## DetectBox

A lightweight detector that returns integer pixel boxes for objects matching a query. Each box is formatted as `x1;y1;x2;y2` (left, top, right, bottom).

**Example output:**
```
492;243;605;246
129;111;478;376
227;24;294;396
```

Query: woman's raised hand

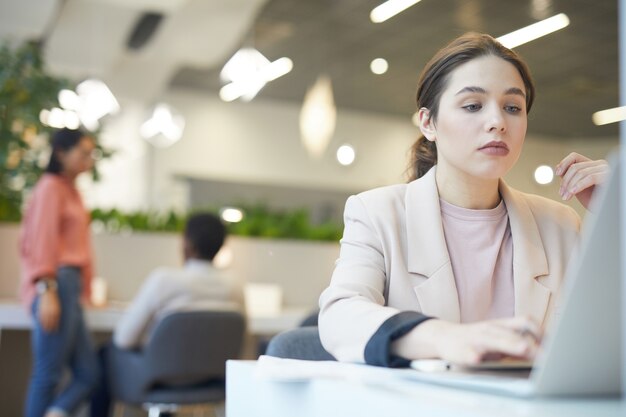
556;152;609;210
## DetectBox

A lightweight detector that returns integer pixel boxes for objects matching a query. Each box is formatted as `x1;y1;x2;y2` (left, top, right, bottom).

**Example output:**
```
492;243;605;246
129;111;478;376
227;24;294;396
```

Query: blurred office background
0;0;618;216
0;0;620;336
0;0;620;324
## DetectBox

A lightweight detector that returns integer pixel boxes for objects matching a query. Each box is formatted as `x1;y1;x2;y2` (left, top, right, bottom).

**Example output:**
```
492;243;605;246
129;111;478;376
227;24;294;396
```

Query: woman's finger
468;323;539;362
491;316;542;341
559;160;598;194
561;165;600;199
564;170;607;200
561;163;609;200
556;152;589;177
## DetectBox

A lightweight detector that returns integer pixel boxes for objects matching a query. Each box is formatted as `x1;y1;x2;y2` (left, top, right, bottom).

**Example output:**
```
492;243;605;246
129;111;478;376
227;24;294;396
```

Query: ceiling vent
127;12;164;50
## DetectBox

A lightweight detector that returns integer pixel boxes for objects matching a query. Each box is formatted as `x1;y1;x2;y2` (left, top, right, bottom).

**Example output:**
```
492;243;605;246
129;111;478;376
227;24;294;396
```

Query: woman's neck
59;171;78;183
435;165;501;209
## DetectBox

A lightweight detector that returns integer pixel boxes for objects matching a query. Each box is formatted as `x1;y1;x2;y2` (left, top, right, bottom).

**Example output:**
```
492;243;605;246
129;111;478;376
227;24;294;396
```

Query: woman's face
419;55;528;181
58;136;96;178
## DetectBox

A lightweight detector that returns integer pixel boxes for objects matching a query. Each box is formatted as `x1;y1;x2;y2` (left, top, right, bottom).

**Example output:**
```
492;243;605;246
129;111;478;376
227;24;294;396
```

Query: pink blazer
319;167;581;363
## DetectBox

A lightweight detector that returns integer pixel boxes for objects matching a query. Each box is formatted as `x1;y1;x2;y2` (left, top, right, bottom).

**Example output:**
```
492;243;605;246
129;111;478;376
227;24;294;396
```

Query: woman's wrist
390;318;450;360
35;278;58;295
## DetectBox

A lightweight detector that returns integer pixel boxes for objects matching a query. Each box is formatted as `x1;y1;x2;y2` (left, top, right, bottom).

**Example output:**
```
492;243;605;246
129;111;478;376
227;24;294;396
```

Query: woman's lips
479;141;509;156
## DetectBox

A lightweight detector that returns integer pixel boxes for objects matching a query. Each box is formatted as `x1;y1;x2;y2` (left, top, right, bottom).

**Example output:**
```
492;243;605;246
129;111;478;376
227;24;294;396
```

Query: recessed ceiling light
497;13;569;49
75;79;120;131
300;76;336;158
592;106;626;126
370;0;423;23
46;108;65;129
534;165;554;185
63;110;80;130
140;103;185;147
336;144;356;166
58;89;81;111
370;58;389;75
219;48;293;102
220;207;244;223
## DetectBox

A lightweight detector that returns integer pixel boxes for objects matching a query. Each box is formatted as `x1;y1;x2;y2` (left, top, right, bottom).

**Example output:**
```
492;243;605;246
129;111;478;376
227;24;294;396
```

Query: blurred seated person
91;213;240;417
113;212;241;349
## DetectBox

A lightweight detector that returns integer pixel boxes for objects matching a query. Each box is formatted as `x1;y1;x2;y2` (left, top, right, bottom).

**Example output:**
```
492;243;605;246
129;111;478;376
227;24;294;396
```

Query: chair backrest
299;310;319;327
266;327;335;361
144;310;245;386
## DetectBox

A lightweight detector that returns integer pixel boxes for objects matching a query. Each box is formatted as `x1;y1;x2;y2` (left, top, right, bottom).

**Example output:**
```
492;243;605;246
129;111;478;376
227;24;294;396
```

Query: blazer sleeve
319;195;431;367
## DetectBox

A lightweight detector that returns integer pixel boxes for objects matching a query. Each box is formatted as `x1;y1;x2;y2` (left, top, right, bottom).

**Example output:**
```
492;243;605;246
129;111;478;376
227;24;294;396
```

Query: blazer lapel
406;168;461;322
500;180;552;326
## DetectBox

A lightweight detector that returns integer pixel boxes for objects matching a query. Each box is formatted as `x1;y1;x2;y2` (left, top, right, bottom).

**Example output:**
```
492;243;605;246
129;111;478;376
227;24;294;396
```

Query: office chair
266;310;335;361
106;310;245;417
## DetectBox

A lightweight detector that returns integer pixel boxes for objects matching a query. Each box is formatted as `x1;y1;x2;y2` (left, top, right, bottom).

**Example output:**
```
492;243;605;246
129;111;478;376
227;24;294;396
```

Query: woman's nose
486;108;506;133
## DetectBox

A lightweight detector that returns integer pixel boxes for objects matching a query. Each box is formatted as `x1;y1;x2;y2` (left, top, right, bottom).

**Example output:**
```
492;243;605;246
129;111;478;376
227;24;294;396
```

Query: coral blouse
19;173;93;307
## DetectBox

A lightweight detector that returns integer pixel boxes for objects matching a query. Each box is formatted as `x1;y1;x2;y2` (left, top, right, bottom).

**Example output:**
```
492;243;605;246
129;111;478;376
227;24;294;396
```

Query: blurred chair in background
96;310;245;417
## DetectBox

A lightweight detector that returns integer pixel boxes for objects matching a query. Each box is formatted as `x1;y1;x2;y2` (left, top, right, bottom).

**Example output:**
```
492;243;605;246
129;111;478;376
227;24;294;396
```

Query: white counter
226;360;626;417
0;299;309;336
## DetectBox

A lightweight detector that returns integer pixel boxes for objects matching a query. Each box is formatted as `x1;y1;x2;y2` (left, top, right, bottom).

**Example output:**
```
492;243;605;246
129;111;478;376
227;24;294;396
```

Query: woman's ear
417;107;436;142
54;149;67;167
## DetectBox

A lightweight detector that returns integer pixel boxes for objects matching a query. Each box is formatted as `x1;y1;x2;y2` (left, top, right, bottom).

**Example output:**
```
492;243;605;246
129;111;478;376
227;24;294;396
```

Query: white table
0;300;309;416
226;360;626;417
0;299;309;336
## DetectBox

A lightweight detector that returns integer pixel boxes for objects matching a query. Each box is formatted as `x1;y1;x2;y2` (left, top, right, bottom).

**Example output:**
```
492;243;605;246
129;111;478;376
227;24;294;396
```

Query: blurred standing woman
20;128;99;417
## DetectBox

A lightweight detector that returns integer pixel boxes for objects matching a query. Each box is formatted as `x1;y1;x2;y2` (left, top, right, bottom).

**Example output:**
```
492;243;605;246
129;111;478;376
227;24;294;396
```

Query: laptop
404;154;623;397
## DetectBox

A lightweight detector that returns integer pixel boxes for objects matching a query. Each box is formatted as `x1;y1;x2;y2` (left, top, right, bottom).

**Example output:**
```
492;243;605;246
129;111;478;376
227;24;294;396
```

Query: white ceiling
0;0;268;101
0;0;620;139
172;0;620;139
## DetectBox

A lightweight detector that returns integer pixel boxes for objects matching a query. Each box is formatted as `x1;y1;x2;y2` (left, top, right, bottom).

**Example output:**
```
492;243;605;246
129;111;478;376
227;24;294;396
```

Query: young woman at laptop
318;33;608;367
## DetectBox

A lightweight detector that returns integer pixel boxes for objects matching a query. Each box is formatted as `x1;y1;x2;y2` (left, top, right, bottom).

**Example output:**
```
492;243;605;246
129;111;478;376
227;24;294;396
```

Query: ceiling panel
171;0;620;139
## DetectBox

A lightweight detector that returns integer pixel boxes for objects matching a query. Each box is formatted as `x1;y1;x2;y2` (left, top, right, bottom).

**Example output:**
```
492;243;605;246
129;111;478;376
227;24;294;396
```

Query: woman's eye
463;103;482;112
505;105;522;113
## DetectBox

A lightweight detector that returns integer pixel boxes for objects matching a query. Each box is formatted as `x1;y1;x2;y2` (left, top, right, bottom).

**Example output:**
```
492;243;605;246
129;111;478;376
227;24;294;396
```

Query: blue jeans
26;267;99;417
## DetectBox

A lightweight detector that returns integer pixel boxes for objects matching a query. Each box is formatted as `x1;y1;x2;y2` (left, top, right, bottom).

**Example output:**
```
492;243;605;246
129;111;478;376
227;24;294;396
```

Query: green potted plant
0;41;72;221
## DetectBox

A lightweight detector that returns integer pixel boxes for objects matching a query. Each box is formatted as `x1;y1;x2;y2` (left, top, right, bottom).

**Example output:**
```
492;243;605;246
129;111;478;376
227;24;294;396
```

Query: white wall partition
150;89;618;216
148;89;419;211
76;100;150;211
0;224;337;309
75;87;619;217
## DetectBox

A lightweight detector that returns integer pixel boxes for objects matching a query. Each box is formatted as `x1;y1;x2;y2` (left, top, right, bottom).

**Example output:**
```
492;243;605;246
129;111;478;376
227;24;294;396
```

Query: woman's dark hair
184;213;226;261
407;32;536;181
46;128;90;174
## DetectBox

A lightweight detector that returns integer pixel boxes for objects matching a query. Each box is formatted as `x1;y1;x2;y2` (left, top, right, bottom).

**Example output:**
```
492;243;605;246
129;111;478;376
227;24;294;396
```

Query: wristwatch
35;279;58;295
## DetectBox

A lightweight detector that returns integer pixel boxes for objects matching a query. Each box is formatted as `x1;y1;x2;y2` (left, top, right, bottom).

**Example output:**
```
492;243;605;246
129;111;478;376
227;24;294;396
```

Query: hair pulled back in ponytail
407;137;437;181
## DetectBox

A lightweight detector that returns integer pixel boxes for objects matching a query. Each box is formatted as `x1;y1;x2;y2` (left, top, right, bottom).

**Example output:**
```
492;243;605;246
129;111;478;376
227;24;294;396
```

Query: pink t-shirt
19;174;93;307
440;198;514;323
